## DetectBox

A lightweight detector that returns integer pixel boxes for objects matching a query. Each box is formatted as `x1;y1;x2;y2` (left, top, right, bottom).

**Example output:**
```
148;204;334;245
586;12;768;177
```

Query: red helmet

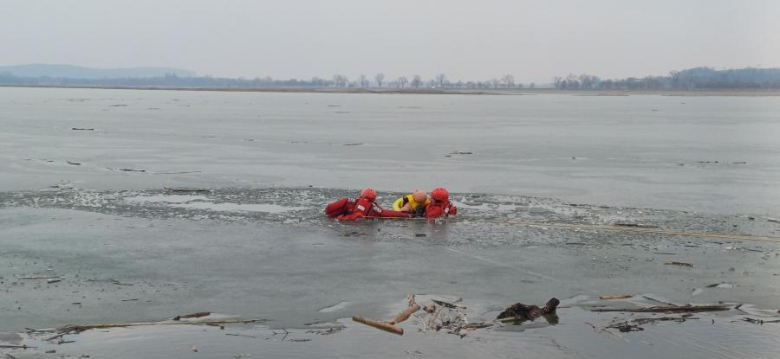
360;187;377;202
431;187;449;202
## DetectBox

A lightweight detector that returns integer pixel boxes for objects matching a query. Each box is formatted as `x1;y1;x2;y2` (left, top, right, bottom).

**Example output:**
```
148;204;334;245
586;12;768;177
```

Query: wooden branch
599;295;632;300
432;299;466;309
428;306;445;330
462;322;493;329
54;318;266;334
742;317;780;325
173;312;210;320
592;304;730;313
496;316;525;323
0;345;36;349
390;304;421;325
631;316;697;325
352;316;403;335
665;261;694;268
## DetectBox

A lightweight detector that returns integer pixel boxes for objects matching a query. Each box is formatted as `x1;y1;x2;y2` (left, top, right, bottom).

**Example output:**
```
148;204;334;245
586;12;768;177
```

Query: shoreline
2;84;780;96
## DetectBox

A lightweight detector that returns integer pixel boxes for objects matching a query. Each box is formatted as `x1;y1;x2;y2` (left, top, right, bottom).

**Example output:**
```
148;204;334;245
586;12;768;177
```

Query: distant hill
0;64;195;79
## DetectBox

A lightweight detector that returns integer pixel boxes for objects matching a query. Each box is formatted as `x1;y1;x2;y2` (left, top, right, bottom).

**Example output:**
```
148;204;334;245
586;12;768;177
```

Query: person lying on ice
325;188;410;220
424;187;457;219
395;190;430;218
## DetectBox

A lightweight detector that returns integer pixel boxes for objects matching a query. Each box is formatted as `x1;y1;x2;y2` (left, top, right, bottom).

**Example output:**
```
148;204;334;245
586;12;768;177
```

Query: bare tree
359;74;368;88
397;76;408;88
332;74;348;87
501;74;515;88
529;82;536;89
578;74;600;90
411;75;422;88
552;77;563;89
375;73;385;88
491;78;500;89
565;74;580;89
435;73;447;88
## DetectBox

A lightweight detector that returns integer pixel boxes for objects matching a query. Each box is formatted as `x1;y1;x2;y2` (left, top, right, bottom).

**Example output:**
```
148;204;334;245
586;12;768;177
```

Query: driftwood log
32;313;265;335
352;316;403;335
390;304;421;325
352;294;419;335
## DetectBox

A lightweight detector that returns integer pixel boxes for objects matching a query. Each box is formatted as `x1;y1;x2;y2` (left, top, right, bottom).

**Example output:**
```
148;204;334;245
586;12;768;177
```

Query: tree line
0;72;533;90
1;67;779;90
553;67;780;90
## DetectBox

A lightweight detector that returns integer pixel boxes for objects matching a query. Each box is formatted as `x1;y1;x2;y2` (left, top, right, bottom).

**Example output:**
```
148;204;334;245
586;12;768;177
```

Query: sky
2;0;779;83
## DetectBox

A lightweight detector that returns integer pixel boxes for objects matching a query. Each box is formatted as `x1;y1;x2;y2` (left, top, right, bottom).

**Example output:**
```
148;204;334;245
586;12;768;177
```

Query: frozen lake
1;87;779;215
1;87;780;358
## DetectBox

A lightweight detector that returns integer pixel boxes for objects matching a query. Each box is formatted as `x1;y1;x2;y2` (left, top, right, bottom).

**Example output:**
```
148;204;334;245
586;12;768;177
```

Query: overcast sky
2;0;779;83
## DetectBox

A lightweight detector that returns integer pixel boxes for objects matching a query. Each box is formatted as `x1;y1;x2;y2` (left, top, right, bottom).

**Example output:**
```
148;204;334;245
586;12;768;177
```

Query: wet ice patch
560;294;592;306
124;195;305;213
0;332;23;344
125;195;210;203
172;202;305;213
455;202;521;212
734;303;779;317
318;301;350;313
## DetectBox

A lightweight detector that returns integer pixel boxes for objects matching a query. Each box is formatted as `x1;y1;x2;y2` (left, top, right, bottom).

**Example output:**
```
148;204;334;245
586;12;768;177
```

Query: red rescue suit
325;198;410;220
424;200;457;219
